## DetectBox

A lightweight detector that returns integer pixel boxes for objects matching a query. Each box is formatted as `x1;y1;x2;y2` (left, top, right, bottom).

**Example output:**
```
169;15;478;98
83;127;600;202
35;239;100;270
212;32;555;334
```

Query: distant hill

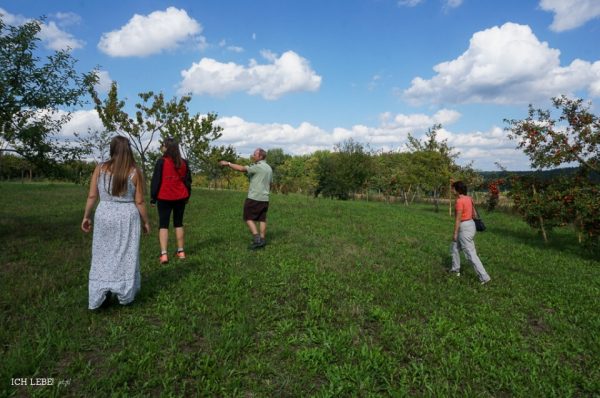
477;167;599;189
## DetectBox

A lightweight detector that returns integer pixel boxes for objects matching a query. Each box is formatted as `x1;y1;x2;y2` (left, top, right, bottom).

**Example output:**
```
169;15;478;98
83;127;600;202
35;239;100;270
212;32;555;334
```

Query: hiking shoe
449;271;460;277
481;278;491;285
250;239;266;250
159;253;169;264
175;251;186;260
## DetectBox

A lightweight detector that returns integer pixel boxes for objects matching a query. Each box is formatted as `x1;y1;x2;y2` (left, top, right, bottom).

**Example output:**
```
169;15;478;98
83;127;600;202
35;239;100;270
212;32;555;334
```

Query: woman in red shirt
150;137;192;264
450;181;491;284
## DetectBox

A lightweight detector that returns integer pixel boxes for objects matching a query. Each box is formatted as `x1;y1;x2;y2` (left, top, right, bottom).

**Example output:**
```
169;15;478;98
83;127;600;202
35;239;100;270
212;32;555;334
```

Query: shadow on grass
0;212;82;242
135;262;197;306
490;226;599;262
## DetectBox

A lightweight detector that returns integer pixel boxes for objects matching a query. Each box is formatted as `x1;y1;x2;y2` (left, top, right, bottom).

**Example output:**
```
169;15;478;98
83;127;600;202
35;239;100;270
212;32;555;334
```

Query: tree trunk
448;181;452;216
532;185;548;243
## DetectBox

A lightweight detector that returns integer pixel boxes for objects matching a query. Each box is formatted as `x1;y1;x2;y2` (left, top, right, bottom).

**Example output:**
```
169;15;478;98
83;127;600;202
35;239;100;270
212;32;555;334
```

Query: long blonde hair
104;136;137;196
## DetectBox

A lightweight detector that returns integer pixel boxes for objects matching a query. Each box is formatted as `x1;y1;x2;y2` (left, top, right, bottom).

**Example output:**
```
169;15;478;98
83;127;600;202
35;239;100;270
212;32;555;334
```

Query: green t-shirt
245;160;272;201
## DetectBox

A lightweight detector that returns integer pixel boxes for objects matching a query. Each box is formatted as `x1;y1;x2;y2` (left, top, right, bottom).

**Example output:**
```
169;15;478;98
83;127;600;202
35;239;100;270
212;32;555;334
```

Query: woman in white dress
81;136;151;309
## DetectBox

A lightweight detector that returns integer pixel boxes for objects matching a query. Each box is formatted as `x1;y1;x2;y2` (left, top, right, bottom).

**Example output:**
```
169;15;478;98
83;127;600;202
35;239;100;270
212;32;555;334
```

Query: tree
505;96;600;247
505;96;599;174
0;16;94;166
278;154;319;195
88;82;222;182
162;111;223;174
75;128;114;163
316;139;373;200
406;125;459;212
266;148;291;193
199;145;237;188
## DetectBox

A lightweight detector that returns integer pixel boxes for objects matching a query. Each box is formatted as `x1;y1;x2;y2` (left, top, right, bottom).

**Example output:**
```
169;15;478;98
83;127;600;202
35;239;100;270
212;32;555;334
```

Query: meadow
1;182;599;397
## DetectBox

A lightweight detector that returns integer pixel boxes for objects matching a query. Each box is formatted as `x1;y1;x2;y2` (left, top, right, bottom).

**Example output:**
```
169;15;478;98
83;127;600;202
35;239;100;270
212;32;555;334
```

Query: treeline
201;126;483;212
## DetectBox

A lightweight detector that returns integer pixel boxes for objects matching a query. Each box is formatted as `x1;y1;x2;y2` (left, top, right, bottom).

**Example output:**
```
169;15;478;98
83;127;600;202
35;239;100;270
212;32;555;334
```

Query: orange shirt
455;195;473;221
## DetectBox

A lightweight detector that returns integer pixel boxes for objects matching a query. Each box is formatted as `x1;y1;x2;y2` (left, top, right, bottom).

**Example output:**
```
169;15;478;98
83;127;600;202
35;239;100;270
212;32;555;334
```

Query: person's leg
159;229;169;252
459;221;491;283
246;219;259;235
450;240;461;273
172;200;186;254
175;228;184;250
256;202;268;245
157;201;173;262
259;221;267;239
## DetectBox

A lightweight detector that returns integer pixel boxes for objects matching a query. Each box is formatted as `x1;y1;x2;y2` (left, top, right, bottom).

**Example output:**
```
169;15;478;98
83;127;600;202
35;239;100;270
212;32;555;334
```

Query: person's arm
150;159;163;205
81;165;100;233
219;160;247;173
183;159;192;199
453;200;462;242
133;168;151;234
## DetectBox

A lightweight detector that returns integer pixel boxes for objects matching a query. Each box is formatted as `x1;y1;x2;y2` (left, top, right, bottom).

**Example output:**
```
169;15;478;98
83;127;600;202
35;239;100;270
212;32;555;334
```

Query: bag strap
470;198;479;220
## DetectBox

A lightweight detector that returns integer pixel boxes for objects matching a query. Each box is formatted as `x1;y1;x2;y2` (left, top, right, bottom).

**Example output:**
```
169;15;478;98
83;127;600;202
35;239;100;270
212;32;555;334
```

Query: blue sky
2;0;600;170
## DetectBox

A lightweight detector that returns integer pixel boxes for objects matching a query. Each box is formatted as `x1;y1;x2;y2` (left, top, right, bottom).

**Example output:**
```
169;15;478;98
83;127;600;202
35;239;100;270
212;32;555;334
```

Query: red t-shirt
157;157;189;201
455;195;473;221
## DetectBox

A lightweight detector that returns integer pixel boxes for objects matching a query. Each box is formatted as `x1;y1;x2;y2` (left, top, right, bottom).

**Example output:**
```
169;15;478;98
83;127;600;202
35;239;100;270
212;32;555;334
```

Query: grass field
1;182;599;397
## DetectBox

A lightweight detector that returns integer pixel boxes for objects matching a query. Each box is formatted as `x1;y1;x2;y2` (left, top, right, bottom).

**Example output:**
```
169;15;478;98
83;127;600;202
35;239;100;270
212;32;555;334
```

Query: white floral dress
88;171;141;309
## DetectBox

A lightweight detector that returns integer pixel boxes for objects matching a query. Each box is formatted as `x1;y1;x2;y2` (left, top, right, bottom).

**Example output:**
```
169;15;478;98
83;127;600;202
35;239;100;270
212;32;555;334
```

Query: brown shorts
243;198;269;222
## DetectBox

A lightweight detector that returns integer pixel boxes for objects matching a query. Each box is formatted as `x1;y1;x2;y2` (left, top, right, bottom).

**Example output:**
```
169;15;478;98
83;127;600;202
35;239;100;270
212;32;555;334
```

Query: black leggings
157;199;187;229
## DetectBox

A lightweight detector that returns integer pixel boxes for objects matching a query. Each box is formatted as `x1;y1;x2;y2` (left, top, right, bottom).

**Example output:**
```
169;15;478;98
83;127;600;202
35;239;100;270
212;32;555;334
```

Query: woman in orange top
450;181;491;284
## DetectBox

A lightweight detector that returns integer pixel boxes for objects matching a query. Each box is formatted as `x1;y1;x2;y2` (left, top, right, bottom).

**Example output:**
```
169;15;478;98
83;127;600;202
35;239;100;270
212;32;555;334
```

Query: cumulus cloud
399;0;463;9
540;0;600;32
398;0;424;7
403;22;600;105
59;110;105;138
0;8;84;51
219;39;244;53
93;70;114;94
53;12;82;27
213;114;526;169
178;50;322;99
57;106;527;169
98;7;203;57
445;0;464;8
38;21;84;50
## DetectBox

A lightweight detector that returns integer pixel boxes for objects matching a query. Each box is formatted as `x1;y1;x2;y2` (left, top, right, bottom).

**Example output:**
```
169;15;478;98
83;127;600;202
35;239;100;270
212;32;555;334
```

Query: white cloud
178;50;322;100
55;110;104;138
0;7;26;25
53;12;81;27
540;0;600;32
94;70;114;94
403;22;600;105
0;8;84;51
446;0;464;8
38;21;84;50
398;0;424;7
399;0;463;9
98;7;203;57
219;39;244;53
380;109;461;130
213;114;527;169
58;107;528;169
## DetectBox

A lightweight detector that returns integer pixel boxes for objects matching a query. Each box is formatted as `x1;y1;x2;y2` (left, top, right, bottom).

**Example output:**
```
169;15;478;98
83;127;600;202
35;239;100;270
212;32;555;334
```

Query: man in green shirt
220;148;273;249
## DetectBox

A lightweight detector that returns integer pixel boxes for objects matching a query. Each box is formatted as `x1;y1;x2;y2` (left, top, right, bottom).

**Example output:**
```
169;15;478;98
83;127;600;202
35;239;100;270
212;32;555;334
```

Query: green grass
1;182;599;397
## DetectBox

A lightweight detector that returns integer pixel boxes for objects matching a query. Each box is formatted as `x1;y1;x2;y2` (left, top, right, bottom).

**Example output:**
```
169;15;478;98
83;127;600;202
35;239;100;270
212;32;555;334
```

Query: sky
2;0;600;170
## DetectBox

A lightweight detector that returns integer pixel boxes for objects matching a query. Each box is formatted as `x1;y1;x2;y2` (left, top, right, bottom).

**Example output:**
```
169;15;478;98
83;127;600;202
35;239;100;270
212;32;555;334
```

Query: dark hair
256;148;267;160
105;136;137;196
162;137;183;168
452;181;468;195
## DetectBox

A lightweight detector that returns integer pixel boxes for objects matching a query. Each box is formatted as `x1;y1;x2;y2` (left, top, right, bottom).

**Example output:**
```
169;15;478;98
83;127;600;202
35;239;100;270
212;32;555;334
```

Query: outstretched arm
219;160;247;173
